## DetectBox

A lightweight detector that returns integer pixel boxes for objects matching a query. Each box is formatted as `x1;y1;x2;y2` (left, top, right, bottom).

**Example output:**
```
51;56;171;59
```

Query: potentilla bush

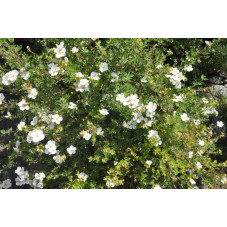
0;38;226;189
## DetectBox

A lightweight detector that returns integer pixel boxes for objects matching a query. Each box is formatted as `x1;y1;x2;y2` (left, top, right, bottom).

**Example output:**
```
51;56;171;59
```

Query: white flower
99;62;108;72
196;161;202;170
48;63;60;77
198;140;204;146
205;40;211;47
54;42;66;58
111;72;119;82
72;47;79;53
28;88;38;99
132;112;144;123
181;113;189;122
0;179;12;189
51;114;63;124
141;76;147;83
5;111;11;118
148;130;162;146
31;129;45;143
189;179;196;185
75;72;84;78
89;72;99;80
198;150;204;156
35;172;45;181
145;102;157;112
202;98;209;104
156;65;163;69
27;131;34;143
217;121;224;128
193;119;201;126
184;65;193;72
106;180;115;188
53;155;63;164
74;79;89;92
45;141;57;155
153;185;162;189
78;172;88;182
31;116;38;126
173;94;184;102
99;109;109;116
68;102;78;110
0;93;5;104
96;127;104;136
15;167;25;176
146;160;153;166
116;93;125;103
17;121;25;131
21;71;30;80
2;70;19;85
80;131;92;141
67;145;77;155
18;99;29;111
188;151;193;158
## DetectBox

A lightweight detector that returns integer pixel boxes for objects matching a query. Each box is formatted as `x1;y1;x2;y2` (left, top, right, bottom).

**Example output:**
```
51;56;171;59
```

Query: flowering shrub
0;38;226;189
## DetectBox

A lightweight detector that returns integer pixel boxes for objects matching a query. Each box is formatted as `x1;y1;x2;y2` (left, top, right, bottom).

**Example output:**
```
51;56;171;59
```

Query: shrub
0;38;226;189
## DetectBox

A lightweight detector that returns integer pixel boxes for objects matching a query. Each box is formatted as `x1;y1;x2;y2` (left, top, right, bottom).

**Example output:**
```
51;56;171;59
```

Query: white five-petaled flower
217;121;224;128
141;77;147;83
156;64;163;69
45;141;57;155
30;129;45;143
21;71;30;80
145;102;157;112
15;167;25;176
80;131;92;141
0;93;5;104
202;97;209;104
18;99;29;111
78;172;88;182
181;113;189;122
99;109;109;116
17;121;26;131
190;179;196;185
54;42;66;58
153;185;162;189
0;179;12;189
99;63;108;72
111;72;119;82
193;119;201;126
51;114;63;124
184;65;193;72
96;127;104;136
28;88;38;99
198;140;204;146
75;72;84;78
188;151;193;159
67;145;77;155
116;93;125;103
89;72;99;80
196;161;202;170
72;47;79;53
173;94;184;102
68;102;78;110
35;172;45;181
53;155;63;164
106;180;115;188
48;63;60;77
146;160;153;166
31;116;38;126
